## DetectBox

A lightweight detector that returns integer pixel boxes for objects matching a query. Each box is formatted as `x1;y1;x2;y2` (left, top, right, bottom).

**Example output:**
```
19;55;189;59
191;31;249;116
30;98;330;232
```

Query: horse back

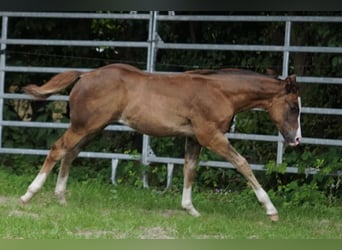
69;64;233;135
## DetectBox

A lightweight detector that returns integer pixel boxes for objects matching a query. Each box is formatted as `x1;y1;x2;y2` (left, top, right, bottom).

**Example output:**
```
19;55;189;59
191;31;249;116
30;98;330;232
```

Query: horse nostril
295;136;301;144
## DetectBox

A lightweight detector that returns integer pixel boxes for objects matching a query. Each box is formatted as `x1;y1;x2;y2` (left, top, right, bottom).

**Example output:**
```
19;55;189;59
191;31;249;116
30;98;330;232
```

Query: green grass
0;169;341;239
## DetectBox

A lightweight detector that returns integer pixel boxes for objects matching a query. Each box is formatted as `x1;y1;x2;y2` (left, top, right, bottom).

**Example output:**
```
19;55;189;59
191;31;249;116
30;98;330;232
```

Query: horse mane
186;68;280;79
185;67;300;94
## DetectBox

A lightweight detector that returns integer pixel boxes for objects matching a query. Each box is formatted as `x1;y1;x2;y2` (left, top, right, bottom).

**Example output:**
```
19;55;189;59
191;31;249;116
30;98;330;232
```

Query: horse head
268;75;302;146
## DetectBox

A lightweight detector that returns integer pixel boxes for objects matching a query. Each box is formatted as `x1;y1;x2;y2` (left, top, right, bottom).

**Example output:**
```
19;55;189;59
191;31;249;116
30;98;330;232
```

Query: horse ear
285;74;296;84
285;75;298;94
265;68;279;78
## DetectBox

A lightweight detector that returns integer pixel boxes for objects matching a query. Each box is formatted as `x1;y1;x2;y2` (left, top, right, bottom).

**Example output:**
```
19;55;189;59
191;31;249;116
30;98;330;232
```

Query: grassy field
0;169;341;239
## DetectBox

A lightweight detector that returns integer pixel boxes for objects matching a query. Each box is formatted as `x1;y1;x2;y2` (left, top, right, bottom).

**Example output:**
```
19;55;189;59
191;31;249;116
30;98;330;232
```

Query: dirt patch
0;195;19;204
0;195;39;219
0;196;9;204
139;226;176;239
1;195;25;208
159;209;184;218
69;226;176;239
69;229;128;239
9;210;39;219
193;234;227;239
320;219;342;236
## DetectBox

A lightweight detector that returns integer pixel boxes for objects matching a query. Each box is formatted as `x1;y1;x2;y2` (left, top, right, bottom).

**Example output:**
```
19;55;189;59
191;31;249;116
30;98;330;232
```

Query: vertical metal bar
139;11;158;187
277;20;292;165
146;11;158;73
282;21;291;77
142;171;149;188
166;163;174;189
0;16;8;149
111;158;119;185
142;11;158;166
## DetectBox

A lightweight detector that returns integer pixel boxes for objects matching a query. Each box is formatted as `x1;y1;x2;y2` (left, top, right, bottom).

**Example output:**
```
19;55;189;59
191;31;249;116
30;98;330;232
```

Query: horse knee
49;143;67;161
232;155;252;175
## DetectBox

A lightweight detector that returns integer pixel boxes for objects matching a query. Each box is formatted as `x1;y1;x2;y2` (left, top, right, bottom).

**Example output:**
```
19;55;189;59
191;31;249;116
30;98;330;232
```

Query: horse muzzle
288;136;301;146
283;128;302;147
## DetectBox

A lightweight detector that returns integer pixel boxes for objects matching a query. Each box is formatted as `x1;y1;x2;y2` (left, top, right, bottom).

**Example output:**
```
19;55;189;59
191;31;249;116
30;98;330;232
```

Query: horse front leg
225;143;279;221
182;137;202;217
196;129;279;221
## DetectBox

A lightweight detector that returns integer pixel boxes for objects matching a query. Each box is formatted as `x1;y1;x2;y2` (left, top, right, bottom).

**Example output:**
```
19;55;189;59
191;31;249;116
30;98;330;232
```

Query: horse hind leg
181;137;202;217
20;128;85;204
54;145;81;204
20;145;64;204
54;133;96;204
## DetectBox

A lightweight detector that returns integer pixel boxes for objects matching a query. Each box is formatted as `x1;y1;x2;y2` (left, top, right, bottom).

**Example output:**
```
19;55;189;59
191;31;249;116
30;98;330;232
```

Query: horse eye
290;104;299;113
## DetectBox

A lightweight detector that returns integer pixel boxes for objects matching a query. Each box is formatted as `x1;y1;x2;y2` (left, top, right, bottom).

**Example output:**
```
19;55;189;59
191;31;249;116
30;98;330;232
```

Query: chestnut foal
20;64;301;221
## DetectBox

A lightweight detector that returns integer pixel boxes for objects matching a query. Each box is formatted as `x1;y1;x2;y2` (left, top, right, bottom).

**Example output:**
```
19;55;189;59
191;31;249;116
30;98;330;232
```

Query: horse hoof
268;213;279;222
190;210;201;217
55;193;67;205
187;208;201;217
19;193;31;204
19;197;28;205
182;205;201;217
58;198;67;205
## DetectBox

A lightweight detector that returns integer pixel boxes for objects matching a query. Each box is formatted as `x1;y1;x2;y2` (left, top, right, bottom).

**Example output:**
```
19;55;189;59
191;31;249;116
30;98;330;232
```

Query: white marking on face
296;97;302;141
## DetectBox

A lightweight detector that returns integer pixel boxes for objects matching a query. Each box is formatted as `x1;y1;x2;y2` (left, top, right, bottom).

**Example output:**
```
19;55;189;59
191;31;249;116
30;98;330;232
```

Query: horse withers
20;63;301;221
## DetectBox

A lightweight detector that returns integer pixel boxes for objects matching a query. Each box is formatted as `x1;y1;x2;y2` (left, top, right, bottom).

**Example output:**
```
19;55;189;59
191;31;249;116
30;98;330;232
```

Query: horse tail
23;71;82;100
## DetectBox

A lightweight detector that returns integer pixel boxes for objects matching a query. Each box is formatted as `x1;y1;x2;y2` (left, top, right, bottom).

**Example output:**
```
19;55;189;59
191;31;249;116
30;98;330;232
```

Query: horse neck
220;77;283;112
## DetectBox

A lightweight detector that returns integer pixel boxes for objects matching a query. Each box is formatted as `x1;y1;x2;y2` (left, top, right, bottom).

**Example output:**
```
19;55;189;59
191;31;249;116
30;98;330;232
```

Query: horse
20;63;301;221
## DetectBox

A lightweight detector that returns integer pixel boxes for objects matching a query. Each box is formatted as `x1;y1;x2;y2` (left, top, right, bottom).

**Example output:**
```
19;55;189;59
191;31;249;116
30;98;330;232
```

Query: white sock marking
20;173;47;203
296;97;302;140
182;186;200;217
182;186;192;208
255;188;278;215
29;173;47;193
55;175;68;196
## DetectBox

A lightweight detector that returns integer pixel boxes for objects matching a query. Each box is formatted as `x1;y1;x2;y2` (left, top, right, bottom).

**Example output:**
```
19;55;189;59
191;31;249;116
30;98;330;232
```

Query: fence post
140;11;159;187
277;20;292;165
0;16;8;150
166;163;174;190
111;158;119;185
146;11;158;72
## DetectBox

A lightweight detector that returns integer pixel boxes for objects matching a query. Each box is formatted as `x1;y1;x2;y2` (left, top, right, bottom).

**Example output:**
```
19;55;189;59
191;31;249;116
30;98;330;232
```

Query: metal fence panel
0;11;341;182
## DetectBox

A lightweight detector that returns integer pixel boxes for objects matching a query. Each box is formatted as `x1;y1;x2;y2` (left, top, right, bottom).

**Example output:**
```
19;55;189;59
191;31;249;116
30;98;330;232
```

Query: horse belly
119;111;194;137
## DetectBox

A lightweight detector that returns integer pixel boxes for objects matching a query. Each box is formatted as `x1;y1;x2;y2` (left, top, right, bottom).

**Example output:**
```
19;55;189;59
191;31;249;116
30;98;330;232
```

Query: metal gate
0;11;341;186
